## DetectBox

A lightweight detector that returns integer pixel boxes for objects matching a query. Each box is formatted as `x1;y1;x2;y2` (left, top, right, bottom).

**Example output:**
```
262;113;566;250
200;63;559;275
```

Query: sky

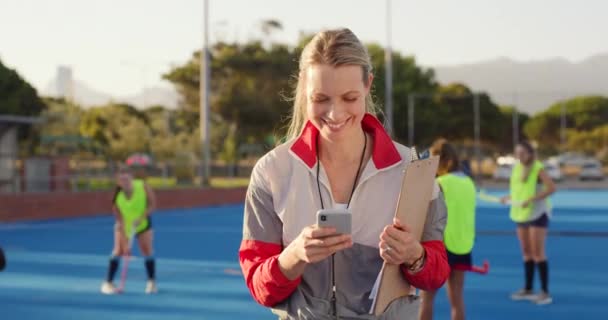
1;0;606;97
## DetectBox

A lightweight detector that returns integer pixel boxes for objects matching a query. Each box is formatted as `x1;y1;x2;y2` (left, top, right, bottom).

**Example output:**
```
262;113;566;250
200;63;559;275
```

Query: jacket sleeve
238;160;300;307
402;187;450;290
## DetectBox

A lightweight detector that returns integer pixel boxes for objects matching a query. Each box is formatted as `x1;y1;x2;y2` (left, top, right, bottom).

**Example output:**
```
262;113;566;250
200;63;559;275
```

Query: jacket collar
289;113;402;170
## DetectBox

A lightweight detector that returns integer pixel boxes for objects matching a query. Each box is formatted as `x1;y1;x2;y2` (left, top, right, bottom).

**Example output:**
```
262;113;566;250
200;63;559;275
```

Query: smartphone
316;209;352;235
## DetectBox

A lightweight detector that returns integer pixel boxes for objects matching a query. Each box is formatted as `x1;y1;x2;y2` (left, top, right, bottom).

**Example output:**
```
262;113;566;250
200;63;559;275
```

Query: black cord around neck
316;131;367;210
315;130;367;319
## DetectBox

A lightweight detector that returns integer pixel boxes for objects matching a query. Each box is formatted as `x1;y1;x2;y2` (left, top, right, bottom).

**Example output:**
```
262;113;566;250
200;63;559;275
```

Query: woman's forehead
306;64;364;95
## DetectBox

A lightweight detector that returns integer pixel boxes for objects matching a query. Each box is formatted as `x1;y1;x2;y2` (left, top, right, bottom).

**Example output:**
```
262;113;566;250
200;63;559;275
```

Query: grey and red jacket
239;114;449;319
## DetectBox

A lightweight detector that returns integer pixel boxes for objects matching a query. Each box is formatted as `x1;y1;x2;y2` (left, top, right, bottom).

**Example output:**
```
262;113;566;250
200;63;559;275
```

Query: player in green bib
420;139;476;320
500;141;556;305
101;166;158;294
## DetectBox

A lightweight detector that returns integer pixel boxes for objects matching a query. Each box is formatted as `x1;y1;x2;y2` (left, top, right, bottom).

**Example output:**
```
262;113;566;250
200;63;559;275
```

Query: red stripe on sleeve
239;240;301;307
402;240;450;290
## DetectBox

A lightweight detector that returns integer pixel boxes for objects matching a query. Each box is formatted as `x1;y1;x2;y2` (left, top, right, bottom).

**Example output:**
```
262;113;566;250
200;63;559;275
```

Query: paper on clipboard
370;154;440;315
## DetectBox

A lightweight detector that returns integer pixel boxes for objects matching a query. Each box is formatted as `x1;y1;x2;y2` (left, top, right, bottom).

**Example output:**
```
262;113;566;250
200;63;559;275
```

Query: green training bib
509;161;543;222
115;179;148;235
437;173;477;254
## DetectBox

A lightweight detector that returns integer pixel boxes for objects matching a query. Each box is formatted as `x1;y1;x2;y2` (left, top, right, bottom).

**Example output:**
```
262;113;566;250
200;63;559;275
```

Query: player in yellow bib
101;166;157;294
420;139;476;320
501;141;555;305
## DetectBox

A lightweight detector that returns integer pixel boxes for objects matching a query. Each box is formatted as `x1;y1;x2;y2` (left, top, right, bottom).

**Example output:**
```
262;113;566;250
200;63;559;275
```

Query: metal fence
0;155;254;194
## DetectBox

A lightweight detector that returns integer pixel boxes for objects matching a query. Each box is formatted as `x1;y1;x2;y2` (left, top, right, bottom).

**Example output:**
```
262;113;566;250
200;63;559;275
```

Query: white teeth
324;119;347;130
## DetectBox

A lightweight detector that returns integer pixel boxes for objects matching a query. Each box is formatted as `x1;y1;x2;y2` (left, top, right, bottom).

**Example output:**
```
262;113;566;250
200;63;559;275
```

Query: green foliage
524;96;608;155
173;152;196;184
366;44;437;144
8;28;606;162
163;37;440;153
0;59;46;117
79;103;152;160
37;98;95;156
0;58;47;153
566;125;608;155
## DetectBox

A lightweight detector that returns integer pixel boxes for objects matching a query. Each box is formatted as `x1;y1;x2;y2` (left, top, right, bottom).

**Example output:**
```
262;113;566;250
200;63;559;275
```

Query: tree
0;59;46;117
36;98;93;156
366;44;437;145
163;38;297;157
432;83;509;150
80;103;152;160
0;59;47;154
524;95;608;153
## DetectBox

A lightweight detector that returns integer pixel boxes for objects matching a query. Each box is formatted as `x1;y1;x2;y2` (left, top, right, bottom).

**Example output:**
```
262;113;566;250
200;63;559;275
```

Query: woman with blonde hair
239;28;449;319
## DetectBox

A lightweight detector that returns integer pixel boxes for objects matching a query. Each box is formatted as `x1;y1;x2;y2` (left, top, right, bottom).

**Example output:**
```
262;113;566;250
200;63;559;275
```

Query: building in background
56;65;74;101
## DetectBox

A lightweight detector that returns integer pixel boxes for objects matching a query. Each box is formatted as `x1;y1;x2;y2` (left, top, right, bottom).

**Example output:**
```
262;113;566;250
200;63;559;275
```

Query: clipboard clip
411;147;419;162
410;147;431;162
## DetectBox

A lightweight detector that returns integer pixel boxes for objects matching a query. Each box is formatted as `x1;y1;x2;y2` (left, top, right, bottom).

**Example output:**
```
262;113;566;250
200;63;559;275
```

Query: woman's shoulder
254;139;296;171
251;139;298;189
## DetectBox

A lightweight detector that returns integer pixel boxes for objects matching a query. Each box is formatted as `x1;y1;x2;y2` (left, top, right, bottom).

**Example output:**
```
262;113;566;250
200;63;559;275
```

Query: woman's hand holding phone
278;225;353;280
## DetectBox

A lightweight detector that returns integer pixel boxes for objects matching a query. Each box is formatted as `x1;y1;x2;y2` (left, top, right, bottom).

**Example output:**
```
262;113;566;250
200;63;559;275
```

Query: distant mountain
432;53;608;114
44;79;180;109
120;86;181;109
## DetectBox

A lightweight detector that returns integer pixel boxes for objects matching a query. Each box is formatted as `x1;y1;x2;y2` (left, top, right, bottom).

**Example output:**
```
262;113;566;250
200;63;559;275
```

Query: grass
209;177;250;188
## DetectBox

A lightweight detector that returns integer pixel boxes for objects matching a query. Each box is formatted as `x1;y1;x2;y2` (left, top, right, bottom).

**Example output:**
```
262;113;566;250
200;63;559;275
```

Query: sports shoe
145;280;158;294
510;289;535;301
101;281;118;295
533;292;553;305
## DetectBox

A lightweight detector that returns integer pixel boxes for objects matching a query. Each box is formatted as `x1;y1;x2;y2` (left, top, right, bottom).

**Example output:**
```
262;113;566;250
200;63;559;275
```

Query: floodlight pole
199;0;211;186
384;0;394;135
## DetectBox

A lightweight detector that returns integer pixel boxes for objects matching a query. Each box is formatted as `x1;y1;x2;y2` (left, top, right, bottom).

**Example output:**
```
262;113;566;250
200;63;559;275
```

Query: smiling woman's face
305;64;372;142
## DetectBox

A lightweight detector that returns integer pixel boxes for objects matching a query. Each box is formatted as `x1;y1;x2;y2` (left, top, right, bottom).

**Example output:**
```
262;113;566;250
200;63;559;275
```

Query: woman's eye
313;97;329;103
344;97;357;102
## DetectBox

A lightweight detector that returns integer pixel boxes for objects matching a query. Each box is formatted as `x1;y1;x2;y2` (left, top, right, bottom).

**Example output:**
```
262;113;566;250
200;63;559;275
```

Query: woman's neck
318;128;367;165
122;184;133;194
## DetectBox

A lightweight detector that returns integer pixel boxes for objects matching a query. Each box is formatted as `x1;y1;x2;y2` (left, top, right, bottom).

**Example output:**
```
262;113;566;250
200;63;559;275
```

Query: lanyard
315;131;367;318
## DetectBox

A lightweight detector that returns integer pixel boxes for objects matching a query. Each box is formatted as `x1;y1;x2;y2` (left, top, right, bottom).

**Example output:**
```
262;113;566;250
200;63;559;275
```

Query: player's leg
530;216;551;305
511;225;535;300
446;270;466;320
137;221;157;294
101;225;128;294
0;246;6;271
419;289;438;320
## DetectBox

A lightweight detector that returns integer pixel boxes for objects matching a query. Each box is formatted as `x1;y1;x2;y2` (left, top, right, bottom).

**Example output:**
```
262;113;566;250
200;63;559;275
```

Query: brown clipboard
372;154;439;315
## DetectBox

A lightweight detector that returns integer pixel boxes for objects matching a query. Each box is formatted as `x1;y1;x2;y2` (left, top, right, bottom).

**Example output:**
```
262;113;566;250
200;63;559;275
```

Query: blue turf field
1;190;607;319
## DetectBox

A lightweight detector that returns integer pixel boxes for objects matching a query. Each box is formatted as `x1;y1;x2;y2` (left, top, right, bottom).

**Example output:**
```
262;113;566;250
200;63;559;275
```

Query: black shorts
136;217;153;237
447;250;472;271
115;217;153;236
517;213;549;228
